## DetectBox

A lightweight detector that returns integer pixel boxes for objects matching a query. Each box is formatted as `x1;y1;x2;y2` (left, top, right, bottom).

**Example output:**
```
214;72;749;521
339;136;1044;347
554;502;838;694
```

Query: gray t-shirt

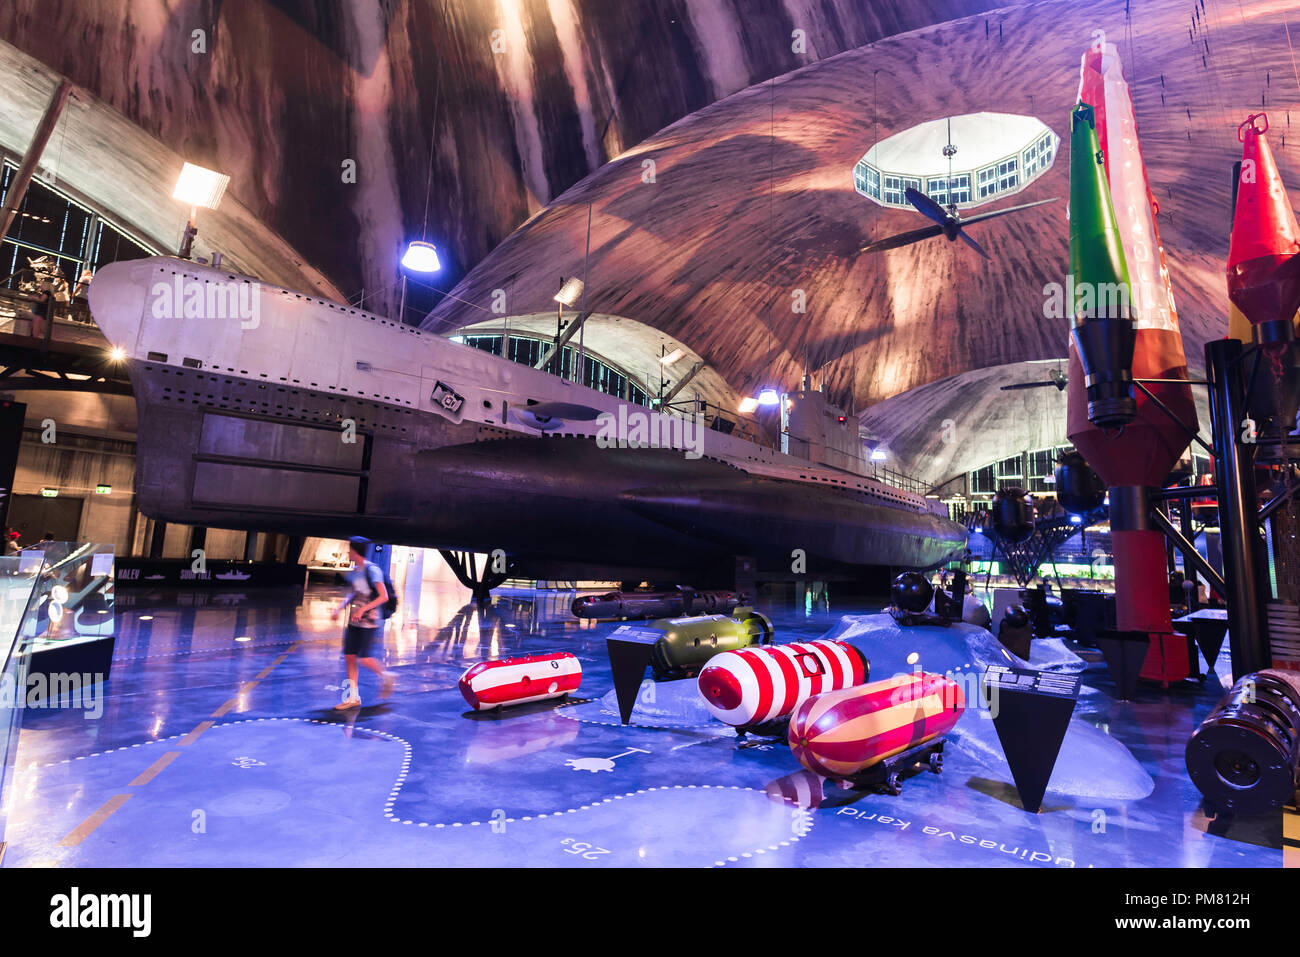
343;560;385;629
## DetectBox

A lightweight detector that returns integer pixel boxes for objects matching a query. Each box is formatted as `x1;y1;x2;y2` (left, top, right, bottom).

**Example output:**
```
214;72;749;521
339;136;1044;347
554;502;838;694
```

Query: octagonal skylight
853;112;1059;210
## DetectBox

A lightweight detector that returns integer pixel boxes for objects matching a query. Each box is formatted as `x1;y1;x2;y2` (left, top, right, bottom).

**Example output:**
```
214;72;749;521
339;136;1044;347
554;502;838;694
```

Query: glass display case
0;550;45;863
18;543;116;705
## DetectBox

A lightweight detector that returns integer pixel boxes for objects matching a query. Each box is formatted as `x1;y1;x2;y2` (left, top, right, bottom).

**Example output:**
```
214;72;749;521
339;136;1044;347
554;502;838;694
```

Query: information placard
983;664;1079;813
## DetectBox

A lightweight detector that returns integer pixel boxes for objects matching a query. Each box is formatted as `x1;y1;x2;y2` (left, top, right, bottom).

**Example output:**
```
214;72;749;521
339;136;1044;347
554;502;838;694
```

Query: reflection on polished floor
2;581;1284;868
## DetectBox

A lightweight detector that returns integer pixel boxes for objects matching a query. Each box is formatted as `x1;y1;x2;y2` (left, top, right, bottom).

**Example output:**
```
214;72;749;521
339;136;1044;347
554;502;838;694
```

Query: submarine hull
95;256;966;582
129;360;963;579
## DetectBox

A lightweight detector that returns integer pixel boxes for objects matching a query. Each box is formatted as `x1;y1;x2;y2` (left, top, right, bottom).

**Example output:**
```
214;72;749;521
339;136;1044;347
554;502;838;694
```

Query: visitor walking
330;536;395;710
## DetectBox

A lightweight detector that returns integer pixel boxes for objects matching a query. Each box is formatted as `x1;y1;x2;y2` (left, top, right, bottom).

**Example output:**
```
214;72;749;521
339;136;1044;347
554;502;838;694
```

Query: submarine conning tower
782;389;865;474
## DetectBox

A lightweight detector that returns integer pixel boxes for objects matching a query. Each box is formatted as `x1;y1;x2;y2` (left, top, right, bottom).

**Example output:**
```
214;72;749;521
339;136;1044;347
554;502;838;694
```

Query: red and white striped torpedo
696;639;869;729
459;652;582;710
788;672;965;779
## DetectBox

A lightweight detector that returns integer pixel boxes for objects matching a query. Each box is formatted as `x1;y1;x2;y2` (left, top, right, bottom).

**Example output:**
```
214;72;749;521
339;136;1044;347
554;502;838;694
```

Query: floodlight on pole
757;388;781;407
172;162;230;259
553;277;585;307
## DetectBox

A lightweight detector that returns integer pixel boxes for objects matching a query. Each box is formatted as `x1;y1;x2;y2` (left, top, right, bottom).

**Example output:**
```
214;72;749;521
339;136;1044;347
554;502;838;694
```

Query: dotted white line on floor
112;636;303;661
24;715;814;864
554;706;720;733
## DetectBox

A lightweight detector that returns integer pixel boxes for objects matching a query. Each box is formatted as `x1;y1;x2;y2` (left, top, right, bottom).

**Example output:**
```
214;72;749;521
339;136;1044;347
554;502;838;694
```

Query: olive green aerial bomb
645;607;774;679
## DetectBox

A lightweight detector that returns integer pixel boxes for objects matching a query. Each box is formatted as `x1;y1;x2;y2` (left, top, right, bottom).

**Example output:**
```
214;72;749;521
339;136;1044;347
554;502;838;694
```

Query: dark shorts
343;624;382;658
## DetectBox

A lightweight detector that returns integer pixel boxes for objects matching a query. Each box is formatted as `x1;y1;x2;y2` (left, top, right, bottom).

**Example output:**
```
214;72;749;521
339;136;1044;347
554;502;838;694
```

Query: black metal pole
1205;338;1270;678
1179;497;1198;611
1150;485;1219;501
1150;508;1227;596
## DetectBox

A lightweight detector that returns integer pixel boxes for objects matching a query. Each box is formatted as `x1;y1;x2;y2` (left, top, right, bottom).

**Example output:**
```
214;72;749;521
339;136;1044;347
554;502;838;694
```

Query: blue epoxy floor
1;583;1284;868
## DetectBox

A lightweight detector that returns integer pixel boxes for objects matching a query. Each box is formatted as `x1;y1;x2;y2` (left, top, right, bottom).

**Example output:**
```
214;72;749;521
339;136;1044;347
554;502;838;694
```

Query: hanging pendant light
401;240;442;273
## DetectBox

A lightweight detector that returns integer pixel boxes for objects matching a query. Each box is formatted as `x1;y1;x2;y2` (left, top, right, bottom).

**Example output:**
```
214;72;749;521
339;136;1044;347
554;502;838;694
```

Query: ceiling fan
861;117;1059;259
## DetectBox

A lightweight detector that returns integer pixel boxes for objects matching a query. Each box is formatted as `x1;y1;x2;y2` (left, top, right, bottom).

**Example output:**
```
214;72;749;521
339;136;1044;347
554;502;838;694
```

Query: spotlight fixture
659;348;685;366
738;396;759;414
172;162;230;259
400;240;442;273
864;439;889;462
757;388;781;406
553;276;585;307
172;162;230;210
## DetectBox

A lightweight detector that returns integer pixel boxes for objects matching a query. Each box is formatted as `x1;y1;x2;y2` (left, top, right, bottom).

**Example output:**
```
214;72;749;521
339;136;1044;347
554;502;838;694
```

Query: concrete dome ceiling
0;39;342;299
857;360;1215;490
423;0;1299;421
0;0;1016;317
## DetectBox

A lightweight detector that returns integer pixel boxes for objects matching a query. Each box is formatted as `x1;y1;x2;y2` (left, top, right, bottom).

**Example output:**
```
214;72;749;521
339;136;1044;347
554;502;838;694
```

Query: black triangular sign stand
1095;629;1150;701
985;667;1079;813
1185;619;1229;673
606;630;659;725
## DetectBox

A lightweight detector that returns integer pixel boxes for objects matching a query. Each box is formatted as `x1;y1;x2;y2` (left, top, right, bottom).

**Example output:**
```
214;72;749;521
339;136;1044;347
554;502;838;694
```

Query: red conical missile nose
1227;113;1300;332
697;666;743;710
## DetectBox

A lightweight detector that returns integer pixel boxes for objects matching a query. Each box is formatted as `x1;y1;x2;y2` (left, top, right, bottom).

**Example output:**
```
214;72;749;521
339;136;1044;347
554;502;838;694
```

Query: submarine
88;256;966;585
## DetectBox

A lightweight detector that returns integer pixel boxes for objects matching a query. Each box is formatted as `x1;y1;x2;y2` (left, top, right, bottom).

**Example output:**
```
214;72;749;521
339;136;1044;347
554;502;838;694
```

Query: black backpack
368;561;399;618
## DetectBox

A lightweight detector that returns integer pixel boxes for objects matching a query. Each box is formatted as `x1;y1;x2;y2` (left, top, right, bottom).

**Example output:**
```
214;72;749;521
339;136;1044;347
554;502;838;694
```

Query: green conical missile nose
1069;102;1131;322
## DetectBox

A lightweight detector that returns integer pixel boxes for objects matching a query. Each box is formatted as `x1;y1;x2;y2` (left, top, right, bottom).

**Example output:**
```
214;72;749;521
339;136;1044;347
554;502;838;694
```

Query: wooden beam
0;79;72;246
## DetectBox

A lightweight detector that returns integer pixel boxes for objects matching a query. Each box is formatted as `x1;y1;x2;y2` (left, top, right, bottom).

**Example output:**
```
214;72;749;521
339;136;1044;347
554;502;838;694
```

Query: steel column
1205;338;1270;677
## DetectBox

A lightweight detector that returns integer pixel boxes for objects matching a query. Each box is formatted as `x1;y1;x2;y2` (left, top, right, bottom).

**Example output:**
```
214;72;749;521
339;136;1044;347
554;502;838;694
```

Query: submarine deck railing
454;327;936;496
659;395;934;497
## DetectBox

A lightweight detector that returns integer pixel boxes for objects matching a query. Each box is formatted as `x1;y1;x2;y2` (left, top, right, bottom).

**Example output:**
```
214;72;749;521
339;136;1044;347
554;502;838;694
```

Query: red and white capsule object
696;639;868;730
458;652;582;711
788;672;965;780
1228;112;1300;347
